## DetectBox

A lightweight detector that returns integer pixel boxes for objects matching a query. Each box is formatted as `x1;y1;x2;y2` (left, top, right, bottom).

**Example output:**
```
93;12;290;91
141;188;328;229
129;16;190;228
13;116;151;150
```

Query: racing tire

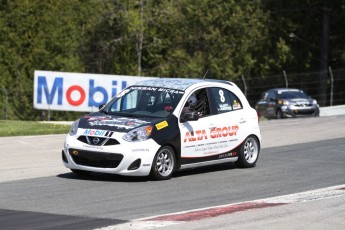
276;109;283;119
150;146;176;180
236;136;260;168
71;169;92;176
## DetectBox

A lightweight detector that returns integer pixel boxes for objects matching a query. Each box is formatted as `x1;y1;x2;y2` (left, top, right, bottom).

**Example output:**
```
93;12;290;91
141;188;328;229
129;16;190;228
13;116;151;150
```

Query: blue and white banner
34;70;154;112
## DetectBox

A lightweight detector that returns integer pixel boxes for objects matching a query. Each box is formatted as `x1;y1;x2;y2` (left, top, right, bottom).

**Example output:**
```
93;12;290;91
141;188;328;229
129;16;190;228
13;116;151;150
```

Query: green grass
0;120;71;137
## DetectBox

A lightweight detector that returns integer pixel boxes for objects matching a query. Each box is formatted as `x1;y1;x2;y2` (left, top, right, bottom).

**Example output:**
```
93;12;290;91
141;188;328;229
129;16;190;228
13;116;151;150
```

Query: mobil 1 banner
33;70;154;112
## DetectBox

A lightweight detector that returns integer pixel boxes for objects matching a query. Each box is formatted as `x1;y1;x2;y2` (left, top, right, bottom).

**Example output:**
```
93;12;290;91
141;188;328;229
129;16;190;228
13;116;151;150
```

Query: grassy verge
0;120;70;137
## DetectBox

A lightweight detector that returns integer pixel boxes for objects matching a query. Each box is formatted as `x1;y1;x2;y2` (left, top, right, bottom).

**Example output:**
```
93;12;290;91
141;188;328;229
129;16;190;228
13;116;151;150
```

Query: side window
209;87;242;114
268;91;276;101
229;92;242;110
261;92;269;100
181;88;210;118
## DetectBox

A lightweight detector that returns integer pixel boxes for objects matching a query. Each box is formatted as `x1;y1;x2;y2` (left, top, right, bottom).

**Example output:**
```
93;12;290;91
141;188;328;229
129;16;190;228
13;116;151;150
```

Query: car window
261;92;269;100
268;91;276;100
105;86;183;118
277;90;308;99
209;87;242;114
181;88;210;118
111;90;139;111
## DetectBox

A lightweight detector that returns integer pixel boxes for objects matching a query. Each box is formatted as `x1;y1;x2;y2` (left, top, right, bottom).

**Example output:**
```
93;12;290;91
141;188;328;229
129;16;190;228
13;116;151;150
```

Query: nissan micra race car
62;78;262;180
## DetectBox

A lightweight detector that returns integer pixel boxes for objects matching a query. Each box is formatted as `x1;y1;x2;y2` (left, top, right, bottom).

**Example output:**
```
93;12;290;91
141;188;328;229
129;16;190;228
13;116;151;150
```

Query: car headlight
69;119;80;136
123;125;153;142
278;100;289;105
312;99;318;105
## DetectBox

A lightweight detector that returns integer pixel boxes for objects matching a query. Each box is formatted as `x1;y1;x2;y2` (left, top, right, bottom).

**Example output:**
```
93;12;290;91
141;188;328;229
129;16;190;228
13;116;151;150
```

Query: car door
256;91;269;117
179;87;221;163
266;91;277;117
207;87;245;156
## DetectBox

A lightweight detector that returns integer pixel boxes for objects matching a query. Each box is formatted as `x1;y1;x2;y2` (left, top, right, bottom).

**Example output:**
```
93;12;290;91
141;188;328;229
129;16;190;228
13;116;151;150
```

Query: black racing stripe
105;131;113;137
0;209;127;230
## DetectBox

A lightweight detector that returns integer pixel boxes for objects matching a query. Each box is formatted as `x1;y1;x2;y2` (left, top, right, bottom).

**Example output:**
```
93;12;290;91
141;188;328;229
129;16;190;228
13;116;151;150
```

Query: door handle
239;118;247;124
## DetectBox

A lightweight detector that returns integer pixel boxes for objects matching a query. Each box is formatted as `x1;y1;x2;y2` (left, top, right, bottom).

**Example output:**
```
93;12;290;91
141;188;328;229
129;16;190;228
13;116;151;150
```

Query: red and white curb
97;184;345;230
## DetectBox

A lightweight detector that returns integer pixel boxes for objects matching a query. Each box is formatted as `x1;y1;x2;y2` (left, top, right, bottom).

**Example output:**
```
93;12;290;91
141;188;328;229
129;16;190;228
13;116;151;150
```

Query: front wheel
236;136;260;168
276;109;283;119
150;146;176;180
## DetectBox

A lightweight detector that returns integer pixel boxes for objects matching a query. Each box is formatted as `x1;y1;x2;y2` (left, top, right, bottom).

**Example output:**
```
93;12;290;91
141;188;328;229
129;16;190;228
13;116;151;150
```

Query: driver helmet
187;93;197;110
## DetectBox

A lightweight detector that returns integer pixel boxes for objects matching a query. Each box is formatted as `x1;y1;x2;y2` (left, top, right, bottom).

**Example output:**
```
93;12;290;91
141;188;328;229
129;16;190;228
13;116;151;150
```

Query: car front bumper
281;105;320;118
62;131;160;176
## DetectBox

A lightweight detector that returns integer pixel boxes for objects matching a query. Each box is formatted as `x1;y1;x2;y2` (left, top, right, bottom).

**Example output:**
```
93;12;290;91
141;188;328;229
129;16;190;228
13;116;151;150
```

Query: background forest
0;0;344;121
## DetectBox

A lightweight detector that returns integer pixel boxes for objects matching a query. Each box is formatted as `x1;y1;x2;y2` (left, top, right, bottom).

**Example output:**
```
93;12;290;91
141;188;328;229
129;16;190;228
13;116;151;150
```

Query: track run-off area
0;115;344;229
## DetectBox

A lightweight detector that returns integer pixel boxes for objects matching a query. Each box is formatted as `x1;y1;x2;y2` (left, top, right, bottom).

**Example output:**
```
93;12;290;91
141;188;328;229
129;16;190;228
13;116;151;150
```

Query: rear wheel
236;136;260;168
150;146;175;180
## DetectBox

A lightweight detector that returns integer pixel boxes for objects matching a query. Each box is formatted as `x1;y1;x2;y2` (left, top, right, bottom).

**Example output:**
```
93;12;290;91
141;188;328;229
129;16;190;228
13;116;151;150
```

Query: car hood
78;112;166;133
287;98;313;105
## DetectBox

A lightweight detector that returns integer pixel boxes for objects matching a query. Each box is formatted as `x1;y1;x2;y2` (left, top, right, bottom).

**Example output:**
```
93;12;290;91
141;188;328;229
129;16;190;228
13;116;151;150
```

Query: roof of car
270;88;301;92
136;78;233;91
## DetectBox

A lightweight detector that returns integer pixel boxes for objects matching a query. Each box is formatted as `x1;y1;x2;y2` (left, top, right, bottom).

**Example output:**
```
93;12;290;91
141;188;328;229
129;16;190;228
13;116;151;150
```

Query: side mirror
181;112;199;122
98;104;105;110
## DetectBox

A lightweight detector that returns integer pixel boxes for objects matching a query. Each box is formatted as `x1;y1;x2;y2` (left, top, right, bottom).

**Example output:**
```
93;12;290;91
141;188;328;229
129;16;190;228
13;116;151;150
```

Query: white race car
62;78;262;180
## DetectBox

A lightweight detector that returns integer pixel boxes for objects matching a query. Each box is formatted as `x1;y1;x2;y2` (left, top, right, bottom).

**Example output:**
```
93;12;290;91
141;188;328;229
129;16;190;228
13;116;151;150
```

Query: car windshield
277;90;308;99
102;86;184;118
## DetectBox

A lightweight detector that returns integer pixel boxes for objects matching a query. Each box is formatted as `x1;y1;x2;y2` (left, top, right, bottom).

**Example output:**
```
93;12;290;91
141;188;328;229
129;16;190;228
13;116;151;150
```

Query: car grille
77;135;120;146
292;109;315;115
294;103;312;107
69;148;123;168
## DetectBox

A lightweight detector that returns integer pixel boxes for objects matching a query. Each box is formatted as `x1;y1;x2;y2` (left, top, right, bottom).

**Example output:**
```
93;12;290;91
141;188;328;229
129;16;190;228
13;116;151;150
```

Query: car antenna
203;69;209;79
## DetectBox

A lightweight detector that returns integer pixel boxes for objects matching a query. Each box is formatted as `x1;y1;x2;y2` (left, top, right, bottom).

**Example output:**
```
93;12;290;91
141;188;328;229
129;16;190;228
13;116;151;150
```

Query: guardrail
320;105;345;116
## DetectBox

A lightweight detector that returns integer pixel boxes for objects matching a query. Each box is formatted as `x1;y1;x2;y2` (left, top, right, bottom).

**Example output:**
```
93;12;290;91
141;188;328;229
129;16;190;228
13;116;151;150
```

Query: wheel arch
248;134;261;151
236;134;261;168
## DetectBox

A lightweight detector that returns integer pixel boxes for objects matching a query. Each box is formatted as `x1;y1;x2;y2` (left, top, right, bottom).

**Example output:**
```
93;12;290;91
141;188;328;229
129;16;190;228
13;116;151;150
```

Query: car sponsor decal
83;129;114;137
180;143;242;164
233;100;241;109
104;131;114;137
132;148;149;152
82;145;104;150
87;116;150;129
219;103;232;111
129;86;184;94
218;151;237;158
155;121;168;130
183;125;239;142
181;125;240;160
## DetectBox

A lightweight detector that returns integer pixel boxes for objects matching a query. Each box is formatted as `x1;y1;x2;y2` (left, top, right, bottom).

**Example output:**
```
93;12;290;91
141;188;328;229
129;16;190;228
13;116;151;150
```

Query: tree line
0;0;344;120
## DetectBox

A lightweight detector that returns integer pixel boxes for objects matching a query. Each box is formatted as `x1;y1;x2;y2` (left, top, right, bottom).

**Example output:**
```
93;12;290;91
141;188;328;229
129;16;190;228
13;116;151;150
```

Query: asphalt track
0;116;344;229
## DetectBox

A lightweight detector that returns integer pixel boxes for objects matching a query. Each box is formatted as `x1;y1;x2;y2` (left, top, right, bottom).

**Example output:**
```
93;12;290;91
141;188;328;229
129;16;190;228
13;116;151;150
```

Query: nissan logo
92;137;100;145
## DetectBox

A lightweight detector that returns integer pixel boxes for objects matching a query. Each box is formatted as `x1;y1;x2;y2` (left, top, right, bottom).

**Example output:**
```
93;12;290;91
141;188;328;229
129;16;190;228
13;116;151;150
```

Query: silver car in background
255;88;319;119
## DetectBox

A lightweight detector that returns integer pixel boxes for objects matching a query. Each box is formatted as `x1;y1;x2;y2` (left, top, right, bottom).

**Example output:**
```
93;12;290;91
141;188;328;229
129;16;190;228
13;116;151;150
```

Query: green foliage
0;0;344;120
0;0;103;120
0;120;70;136
141;0;270;79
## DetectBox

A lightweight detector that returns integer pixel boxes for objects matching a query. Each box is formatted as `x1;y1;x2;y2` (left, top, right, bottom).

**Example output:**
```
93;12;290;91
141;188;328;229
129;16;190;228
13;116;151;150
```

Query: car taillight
257;111;260;123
